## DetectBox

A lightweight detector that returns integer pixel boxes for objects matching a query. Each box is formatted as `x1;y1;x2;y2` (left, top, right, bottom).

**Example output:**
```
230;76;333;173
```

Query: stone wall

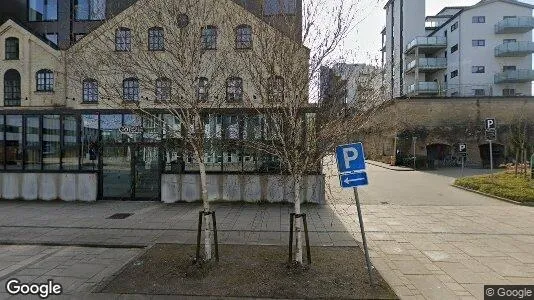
361;97;534;167
161;174;325;204
0;173;97;201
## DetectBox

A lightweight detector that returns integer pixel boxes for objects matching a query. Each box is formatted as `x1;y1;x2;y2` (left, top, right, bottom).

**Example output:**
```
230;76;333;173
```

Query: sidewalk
367;160;414;171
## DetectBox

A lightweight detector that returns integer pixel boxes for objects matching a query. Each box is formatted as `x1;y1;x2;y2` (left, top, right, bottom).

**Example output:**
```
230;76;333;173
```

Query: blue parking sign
336;143;366;174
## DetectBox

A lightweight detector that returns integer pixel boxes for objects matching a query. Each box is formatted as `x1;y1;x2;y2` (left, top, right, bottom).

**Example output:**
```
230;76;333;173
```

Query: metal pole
489;140;494;174
461;156;465;178
412;137;417;170
353;188;373;286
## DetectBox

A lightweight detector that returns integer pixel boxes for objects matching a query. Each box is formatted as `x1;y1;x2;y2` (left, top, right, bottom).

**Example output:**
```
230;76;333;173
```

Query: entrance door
134;146;161;200
101;146;160;200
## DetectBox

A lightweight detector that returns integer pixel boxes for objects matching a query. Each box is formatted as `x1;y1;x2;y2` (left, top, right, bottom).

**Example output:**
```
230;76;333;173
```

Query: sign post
531;154;534;180
412;136;417;170
459;143;467;177
335;143;373;286
485;118;497;174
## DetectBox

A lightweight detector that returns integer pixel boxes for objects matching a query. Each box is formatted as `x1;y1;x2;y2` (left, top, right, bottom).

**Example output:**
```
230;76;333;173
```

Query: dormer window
5;37;19;60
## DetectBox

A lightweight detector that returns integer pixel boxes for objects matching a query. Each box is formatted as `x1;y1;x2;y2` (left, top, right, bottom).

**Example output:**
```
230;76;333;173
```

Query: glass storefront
0;110;318;200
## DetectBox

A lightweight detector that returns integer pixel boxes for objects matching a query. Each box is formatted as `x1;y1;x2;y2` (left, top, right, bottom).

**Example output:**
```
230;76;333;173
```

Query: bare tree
65;0;243;261
236;0;384;264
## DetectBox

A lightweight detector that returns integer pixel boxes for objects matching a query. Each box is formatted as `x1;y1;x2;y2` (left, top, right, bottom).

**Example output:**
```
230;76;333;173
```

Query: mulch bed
99;244;397;299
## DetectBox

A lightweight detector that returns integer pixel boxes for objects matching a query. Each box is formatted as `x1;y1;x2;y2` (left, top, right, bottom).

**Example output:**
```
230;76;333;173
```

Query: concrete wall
0;173;97;201
161;174;325;204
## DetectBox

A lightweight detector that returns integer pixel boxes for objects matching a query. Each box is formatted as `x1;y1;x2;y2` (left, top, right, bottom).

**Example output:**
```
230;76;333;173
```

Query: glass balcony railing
495;41;534;57
494;69;534;84
495;16;534;34
407;82;445;95
406;57;447;72
405;36;447;53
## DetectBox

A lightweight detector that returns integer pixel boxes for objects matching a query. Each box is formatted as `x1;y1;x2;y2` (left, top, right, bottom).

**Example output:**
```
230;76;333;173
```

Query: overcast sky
345;0;534;64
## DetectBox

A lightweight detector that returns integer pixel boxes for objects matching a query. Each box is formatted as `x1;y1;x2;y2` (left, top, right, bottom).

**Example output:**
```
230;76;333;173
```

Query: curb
367;161;414;172
451;184;534;207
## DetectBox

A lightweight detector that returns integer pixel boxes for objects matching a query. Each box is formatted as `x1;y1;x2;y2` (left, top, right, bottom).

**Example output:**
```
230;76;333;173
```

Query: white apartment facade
382;0;534;98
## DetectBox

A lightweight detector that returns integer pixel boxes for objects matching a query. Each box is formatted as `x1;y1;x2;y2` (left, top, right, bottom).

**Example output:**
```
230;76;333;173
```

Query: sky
344;0;534;64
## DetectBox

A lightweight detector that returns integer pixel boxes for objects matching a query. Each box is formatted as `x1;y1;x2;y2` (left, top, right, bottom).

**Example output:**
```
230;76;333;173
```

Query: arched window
82;78;98;102
235;25;252;49
155;77;171;101
268;76;284;102
36;69;54;92
4;69;21;106
115;27;131;51
226;77;243;102
123;77;139;101
197;77;209;102
148;27;164;51
5;37;19;60
201;25;217;50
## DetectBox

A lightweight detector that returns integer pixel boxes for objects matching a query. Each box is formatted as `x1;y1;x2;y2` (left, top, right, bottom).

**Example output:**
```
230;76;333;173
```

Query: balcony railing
495;16;534;34
495;41;534;57
405;36;447;54
494;69;534;84
406;82;445;95
406;57;447;73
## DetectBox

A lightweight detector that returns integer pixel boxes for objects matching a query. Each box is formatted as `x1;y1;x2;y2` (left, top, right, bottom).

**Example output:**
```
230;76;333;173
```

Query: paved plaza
0;163;533;299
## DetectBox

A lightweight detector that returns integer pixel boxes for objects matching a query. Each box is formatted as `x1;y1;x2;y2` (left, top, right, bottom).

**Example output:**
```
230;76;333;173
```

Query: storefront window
0;115;4;169
82;114;99;170
25;116;41;170
143;116;161;142
5;115;22;169
43;115;60;170
63;115;79;170
123;114;142;143
100;114;122;144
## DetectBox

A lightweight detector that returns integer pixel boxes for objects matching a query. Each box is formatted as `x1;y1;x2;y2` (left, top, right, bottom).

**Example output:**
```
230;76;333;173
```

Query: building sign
119;126;143;135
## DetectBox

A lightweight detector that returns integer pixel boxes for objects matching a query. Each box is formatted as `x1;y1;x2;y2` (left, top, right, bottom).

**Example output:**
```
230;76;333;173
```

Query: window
451;21;458;31
472;16;485;23
503;16;516;20
155;78;171;101
503;66;516;72
43;115;60;170
264;0;296;15
201;26;217;50
5;115;22;169
74;33;86;42
28;0;58;21
268;76;284;102
197;77;209;101
444;50;447;58
62;115;79;170
74;0;105;20
4;70;21;106
148;27;164;51
235;25;252;49
45;33;58;46
115;28;131;51
36;69;54;92
81;114;98;169
444;74;447;83
472;66;485;73
82;79;98;102
472;39;485;47
503;39;516;44
451;44;458;53
25;116;41;170
226;77;243;102
5;37;19;60
503;89;515;96
123;78;140;101
473;89;485;96
451;70;458;78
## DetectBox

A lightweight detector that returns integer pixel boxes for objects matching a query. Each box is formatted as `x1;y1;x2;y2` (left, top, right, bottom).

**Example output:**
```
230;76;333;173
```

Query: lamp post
412;136;417;170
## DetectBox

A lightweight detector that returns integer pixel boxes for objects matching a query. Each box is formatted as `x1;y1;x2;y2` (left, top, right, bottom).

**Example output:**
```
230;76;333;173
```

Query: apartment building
381;0;534;98
0;0;323;203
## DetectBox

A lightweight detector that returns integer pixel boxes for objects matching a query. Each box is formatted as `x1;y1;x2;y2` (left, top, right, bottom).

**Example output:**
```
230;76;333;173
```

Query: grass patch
455;172;534;203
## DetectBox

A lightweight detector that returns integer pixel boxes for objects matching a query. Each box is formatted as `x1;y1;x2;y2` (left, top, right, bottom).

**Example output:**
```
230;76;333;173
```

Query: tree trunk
515;149;520;176
197;151;212;261
293;175;303;264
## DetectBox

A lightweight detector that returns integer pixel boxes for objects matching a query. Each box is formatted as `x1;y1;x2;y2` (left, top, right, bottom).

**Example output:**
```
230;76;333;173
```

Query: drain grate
107;213;133;219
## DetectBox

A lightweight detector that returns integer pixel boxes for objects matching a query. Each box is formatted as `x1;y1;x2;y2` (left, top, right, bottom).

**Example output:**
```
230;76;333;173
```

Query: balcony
405;37;447;54
406;82;445;96
495;16;534;34
495;41;534;57
405;57;447;73
494;69;534;84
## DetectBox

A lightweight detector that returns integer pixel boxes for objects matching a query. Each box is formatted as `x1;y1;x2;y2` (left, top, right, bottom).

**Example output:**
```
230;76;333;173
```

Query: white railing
494;69;534;84
405;36;447;52
406;57;447;71
495;16;534;33
494;41;534;57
